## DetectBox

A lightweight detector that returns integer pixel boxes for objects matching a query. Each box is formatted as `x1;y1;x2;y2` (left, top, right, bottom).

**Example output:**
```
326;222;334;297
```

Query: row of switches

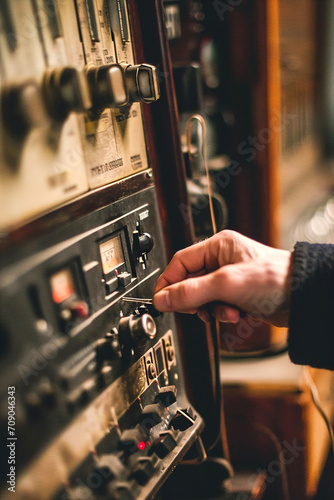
1;62;160;141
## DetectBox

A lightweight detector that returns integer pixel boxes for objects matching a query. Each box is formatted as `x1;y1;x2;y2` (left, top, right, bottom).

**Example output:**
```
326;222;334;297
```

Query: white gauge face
99;234;125;275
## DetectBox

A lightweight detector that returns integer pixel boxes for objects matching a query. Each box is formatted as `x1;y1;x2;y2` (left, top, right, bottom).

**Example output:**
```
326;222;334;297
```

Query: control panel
0;1;203;499
0;0;160;229
0;187;203;500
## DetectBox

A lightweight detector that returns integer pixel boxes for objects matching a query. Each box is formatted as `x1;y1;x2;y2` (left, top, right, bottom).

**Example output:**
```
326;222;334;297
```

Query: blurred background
158;0;334;498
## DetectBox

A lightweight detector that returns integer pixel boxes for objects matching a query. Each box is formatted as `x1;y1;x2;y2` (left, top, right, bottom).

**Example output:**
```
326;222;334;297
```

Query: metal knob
86;64;127;110
123;63;160;103
1;81;48;139
119;313;156;348
0;80;49;167
42;67;92;121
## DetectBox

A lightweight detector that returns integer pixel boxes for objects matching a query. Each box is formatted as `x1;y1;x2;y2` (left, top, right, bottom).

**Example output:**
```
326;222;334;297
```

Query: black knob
119;313;156;348
138;233;154;254
96;333;121;365
133;229;154;269
133;231;154;257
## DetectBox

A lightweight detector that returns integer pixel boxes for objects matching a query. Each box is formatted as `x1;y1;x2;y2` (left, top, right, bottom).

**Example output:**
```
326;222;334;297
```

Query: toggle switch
42;67;92;121
117;271;132;288
149;430;177;459
119;425;148;454
96;331;121;366
94;453;126;484
86;63;128;110
169;407;196;431
138;403;164;432
154;385;177;408
59;300;89;323
133;222;154;269
131;456;156;485
123;64;160;104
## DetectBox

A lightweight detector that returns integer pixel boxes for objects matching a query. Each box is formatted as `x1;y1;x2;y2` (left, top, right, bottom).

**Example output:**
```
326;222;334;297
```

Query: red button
69;301;89;319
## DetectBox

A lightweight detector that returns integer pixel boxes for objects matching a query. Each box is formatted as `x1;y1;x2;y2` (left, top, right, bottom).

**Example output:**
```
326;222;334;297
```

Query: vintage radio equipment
0;1;205;499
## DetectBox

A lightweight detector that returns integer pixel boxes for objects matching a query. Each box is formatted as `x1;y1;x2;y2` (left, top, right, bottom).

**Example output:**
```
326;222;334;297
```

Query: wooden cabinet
221;354;334;499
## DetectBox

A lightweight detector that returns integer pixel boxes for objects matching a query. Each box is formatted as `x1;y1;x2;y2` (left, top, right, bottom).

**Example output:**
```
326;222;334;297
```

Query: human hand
153;230;292;326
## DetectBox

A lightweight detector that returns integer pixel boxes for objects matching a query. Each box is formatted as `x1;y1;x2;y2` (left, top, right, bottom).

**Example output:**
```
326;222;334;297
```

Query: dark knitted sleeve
288;242;334;369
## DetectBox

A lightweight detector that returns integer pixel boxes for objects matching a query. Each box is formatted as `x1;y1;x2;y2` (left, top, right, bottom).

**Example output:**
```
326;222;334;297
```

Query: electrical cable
185;114;233;469
185;114;217;235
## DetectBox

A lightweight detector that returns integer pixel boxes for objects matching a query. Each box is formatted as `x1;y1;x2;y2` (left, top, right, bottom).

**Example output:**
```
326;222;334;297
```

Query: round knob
138;233;154;255
42;67;92;121
123;63;160;103
86;64;127;110
133;231;154;259
119;313;156;348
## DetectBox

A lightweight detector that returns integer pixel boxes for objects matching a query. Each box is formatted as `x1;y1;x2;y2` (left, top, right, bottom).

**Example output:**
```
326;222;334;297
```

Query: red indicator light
138;441;146;451
50;268;75;304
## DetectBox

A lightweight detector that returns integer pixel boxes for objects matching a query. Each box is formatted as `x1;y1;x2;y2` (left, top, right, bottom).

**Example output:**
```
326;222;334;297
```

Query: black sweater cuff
288;242;334;370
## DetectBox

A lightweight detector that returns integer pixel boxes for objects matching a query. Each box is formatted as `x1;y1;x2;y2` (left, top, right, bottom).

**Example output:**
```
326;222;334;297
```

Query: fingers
210;303;241;323
153;260;258;313
153;276;213;312
196;307;211;323
154;266;238;312
154;240;207;294
153;230;292;327
154;230;241;295
196;304;241;324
